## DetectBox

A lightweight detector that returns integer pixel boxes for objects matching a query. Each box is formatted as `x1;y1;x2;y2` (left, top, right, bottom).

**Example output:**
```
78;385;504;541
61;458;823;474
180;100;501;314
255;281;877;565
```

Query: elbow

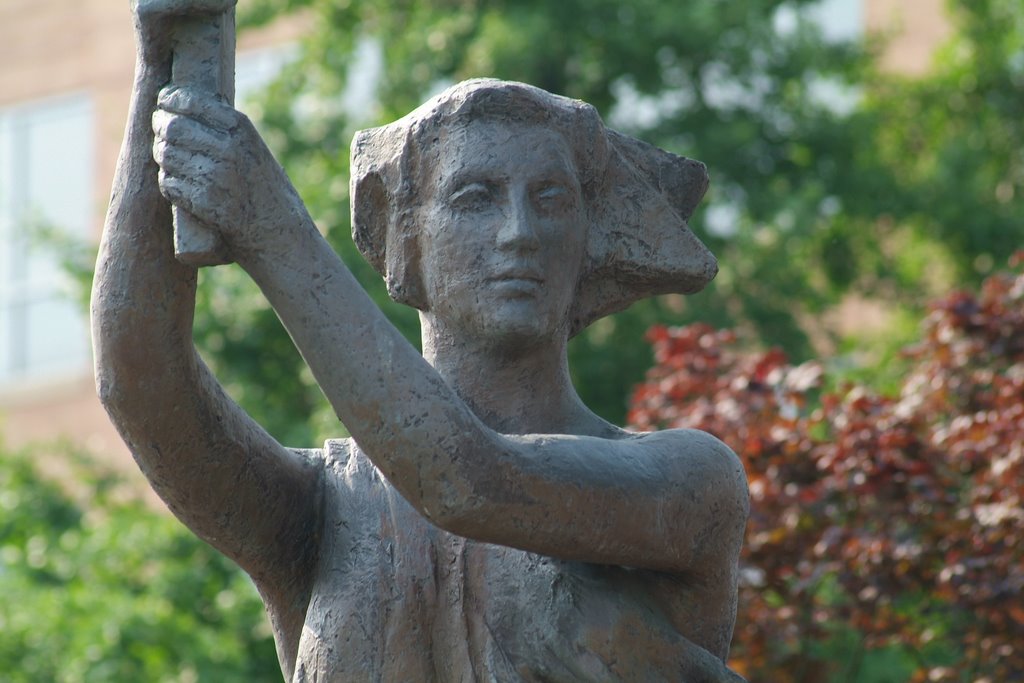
714;460;749;585
92;319;121;410
92;327;121;413
93;360;138;417
674;430;749;572
93;359;138;425
708;434;750;552
691;429;748;520
721;440;750;527
91;323;135;415
91;326;199;423
91;300;132;413
94;367;114;410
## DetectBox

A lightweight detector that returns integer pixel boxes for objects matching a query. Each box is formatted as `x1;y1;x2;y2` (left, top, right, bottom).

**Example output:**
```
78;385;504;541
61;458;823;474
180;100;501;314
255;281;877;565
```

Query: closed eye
448;182;495;210
533;182;577;212
537;184;567;200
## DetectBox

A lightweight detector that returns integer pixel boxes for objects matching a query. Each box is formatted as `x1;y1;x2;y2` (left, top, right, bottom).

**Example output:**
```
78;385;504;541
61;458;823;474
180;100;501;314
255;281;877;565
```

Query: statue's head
351;79;716;341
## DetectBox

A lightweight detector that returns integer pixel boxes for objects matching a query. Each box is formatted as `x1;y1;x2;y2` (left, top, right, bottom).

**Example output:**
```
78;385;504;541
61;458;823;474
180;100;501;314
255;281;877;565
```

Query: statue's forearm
238;227;498;518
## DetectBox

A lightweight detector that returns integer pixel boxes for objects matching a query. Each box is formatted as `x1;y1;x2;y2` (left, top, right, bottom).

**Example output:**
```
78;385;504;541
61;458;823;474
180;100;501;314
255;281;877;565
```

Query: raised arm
91;2;320;668
153;85;748;581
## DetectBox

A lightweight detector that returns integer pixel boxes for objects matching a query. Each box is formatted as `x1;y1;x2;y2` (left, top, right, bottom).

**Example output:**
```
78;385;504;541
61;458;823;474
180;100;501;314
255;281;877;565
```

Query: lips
486;270;545;295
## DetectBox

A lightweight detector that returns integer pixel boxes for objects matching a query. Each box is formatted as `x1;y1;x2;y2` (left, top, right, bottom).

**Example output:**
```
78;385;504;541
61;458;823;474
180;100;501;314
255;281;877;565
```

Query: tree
34;3;1023;678
628;254;1024;681
219;0;875;431
0;445;279;681
59;0;1018;446
857;0;1024;285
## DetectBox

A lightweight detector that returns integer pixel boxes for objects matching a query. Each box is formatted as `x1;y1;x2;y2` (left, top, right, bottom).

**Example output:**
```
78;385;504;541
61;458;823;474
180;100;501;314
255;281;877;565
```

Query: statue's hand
132;0;236;66
152;86;298;259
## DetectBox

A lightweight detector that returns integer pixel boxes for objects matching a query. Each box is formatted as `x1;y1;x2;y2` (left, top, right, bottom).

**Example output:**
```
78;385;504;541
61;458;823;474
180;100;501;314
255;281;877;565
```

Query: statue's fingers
153;138;218;179
157;169;201;215
152;109;229;156
157;86;238;132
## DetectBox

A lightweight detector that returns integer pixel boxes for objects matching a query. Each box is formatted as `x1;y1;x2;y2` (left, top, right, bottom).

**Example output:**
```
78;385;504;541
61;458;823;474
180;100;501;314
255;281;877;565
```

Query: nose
497;189;541;252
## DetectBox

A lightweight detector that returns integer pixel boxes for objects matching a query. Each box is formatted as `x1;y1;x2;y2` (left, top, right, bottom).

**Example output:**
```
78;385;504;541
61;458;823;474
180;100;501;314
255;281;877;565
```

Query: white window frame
0;93;94;389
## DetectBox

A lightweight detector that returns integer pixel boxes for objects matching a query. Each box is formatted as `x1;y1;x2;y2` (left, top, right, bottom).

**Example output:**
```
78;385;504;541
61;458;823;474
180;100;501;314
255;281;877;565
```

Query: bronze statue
93;1;749;680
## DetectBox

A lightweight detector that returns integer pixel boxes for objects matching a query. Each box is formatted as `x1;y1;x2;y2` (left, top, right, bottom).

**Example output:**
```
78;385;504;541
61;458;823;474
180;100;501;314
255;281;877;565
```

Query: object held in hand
170;8;234;266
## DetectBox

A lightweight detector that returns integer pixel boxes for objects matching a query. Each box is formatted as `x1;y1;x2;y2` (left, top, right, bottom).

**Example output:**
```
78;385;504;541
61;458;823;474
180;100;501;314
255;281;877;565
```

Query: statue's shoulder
623;426;733;452
637;427;736;455
629;428;742;480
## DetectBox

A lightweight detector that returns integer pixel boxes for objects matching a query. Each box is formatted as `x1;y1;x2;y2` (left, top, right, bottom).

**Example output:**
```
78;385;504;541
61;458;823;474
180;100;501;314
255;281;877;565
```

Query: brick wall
867;0;952;75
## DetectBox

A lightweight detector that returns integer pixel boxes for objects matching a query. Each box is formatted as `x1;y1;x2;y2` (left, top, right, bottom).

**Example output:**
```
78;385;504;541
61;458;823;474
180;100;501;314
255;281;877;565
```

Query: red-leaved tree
628;256;1024;682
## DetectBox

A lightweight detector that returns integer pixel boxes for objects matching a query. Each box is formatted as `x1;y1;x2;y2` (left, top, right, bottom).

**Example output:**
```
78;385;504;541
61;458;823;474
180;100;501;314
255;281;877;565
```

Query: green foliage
0;444;279;682
860;0;1024;284
187;0;1024;432
20;6;1024;680
55;0;1023;438
231;0;886;426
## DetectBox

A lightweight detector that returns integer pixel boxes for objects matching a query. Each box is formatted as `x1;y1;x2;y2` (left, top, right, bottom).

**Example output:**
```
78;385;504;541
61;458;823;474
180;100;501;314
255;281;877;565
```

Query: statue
93;1;750;681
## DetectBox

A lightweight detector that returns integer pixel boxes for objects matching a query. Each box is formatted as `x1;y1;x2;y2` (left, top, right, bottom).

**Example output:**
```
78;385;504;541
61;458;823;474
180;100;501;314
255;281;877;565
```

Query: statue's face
419;120;585;346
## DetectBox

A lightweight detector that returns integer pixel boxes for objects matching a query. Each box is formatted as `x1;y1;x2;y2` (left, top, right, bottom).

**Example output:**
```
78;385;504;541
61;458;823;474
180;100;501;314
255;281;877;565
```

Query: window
774;0;863;42
812;0;863;42
0;95;93;385
235;44;299;105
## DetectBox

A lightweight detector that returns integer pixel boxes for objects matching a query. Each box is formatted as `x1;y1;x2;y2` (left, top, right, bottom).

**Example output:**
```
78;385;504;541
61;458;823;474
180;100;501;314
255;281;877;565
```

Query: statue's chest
293;449;451;682
293;444;685;683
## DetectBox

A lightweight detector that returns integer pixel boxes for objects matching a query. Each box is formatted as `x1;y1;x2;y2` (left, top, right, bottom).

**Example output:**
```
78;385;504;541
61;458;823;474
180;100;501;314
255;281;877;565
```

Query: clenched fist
152;86;304;261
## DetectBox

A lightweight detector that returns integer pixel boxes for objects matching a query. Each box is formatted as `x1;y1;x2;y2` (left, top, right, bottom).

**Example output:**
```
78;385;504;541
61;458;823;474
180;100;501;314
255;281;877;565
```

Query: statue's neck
419;315;618;436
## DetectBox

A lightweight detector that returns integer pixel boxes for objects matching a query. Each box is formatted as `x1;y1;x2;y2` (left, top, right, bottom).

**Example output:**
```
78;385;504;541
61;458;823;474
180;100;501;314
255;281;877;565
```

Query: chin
429;292;572;350
477;304;567;348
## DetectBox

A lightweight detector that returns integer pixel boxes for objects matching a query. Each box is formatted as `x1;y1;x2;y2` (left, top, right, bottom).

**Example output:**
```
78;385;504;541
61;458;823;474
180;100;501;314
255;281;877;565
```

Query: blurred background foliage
194;0;1024;436
0;445;278;681
5;0;1023;680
